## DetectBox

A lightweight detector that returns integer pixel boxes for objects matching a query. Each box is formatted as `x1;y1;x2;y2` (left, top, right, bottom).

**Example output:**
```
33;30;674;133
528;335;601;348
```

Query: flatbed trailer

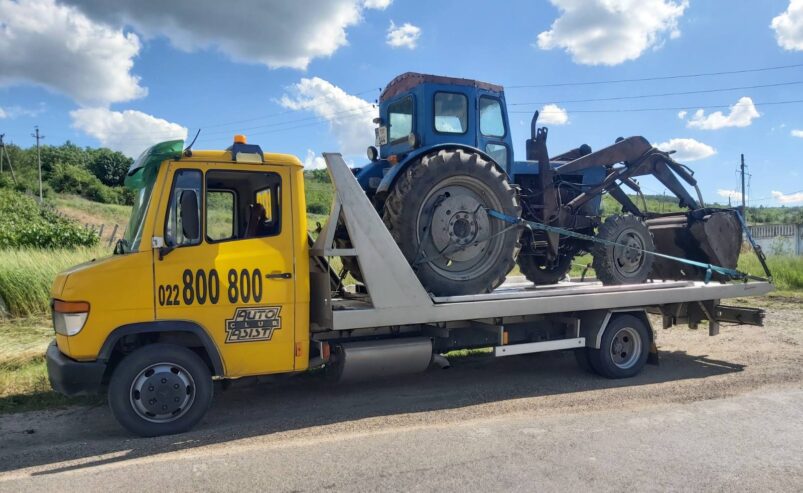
309;153;771;380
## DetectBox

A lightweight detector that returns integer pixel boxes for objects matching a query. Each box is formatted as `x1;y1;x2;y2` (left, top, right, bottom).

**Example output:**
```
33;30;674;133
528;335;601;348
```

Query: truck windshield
120;178;155;253
119;139;184;254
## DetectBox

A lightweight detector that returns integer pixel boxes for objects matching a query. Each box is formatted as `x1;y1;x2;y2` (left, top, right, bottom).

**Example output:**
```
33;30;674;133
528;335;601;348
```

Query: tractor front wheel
591;214;655;285
383;149;521;296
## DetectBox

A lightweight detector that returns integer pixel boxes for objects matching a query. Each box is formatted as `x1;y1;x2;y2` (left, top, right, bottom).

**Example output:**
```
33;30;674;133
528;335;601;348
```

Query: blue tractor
344;72;742;296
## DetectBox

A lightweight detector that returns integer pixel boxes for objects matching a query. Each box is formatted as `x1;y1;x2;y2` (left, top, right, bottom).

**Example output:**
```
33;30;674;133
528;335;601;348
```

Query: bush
0;189;98;249
307;202;328;215
49;163;131;204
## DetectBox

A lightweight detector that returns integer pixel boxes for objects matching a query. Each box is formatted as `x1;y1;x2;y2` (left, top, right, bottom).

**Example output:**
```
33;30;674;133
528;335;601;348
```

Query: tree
88;148;133;186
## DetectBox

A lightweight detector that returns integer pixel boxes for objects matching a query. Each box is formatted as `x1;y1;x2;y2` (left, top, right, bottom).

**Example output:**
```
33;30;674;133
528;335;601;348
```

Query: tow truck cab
47;138;312;423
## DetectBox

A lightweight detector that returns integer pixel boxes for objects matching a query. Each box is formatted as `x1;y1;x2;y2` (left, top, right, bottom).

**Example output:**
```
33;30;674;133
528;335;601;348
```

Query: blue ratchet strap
486;209;763;284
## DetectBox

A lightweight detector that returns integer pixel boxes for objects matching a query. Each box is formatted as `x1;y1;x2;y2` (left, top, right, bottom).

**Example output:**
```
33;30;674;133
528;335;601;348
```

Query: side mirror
179;189;200;241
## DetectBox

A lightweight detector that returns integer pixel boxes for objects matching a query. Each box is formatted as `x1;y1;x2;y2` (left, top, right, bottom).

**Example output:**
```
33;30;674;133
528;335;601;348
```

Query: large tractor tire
591;214;655;285
383;149;521;296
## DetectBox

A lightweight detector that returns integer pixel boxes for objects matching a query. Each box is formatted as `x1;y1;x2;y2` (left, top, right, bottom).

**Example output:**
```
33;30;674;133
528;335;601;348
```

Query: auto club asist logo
225;306;282;343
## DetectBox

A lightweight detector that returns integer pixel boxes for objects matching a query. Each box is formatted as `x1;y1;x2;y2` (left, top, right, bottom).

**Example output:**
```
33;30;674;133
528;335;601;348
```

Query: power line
508;98;803;114
508;80;803;106
505;62;803;89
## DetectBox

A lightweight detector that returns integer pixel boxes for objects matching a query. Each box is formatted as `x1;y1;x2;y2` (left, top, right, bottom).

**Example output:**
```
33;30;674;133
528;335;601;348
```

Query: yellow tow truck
47;137;772;436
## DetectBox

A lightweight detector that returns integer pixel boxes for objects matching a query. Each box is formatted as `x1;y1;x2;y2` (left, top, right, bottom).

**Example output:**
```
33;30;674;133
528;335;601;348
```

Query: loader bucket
646;208;742;282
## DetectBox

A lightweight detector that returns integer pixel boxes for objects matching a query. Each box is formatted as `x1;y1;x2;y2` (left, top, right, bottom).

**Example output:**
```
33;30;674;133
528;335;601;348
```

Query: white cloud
685;97;759;130
677;110;687;119
771;0;803;51
538;104;569;125
0;103;46;119
656;138;716;162
303;149;327;170
70;107;187;157
280;77;375;155
363;0;392;9
64;0;377;70
536;0;688;65
717;189;746;202
0;0;145;105
386;21;421;49
791;129;803;138
772;190;803;204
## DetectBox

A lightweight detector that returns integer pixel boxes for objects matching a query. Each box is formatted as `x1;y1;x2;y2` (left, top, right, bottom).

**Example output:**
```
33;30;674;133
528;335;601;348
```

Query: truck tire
383;149;521;296
108;343;213;437
591;214;655;285
587;314;650;379
517;245;573;285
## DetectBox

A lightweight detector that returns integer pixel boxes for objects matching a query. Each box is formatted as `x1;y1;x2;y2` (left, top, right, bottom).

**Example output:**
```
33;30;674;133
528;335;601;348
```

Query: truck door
476;93;511;173
153;162;296;377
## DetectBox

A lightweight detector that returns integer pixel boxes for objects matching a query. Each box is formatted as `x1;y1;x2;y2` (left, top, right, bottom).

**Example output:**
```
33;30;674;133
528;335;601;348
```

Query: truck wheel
591;214;655;285
587;314;650;379
517;246;573;285
383;149;521;296
108;343;213;437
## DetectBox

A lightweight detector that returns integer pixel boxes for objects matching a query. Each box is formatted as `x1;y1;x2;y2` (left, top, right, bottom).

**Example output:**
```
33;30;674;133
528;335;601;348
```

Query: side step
494;338;585;357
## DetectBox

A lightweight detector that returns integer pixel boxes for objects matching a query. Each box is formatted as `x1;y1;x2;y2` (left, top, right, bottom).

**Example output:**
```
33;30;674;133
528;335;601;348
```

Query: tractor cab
358;72;515;194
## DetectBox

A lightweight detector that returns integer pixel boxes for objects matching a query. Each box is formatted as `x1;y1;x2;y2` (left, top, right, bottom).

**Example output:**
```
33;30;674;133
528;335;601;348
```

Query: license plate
375;126;388;146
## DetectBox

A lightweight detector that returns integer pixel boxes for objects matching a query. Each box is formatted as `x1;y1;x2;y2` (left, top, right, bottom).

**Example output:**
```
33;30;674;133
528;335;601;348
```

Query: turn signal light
388;154;398;165
53;300;90;313
52;300;90;336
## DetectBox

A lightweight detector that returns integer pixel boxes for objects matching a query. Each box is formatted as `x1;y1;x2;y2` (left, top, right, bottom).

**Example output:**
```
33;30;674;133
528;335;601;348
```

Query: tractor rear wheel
383;149;521;296
591;214;655;285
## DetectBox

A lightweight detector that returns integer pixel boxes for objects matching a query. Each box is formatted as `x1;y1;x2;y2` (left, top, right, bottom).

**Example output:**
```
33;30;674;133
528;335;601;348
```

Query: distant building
747;224;802;256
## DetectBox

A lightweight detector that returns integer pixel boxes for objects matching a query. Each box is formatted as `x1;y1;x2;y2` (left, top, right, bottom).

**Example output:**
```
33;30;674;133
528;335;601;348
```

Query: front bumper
46;341;106;396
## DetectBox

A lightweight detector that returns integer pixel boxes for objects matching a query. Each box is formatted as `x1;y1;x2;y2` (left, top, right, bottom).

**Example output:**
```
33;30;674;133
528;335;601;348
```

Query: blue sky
0;0;801;206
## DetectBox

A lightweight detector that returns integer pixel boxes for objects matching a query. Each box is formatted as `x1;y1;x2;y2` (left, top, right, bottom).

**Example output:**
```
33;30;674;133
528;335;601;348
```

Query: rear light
53;300;90;336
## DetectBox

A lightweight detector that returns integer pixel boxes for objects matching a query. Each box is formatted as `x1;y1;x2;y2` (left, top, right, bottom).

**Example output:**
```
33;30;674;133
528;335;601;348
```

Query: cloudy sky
0;0;802;205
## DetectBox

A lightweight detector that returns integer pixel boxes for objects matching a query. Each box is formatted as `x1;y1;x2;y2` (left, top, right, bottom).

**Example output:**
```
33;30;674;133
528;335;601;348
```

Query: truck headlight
52;300;90;336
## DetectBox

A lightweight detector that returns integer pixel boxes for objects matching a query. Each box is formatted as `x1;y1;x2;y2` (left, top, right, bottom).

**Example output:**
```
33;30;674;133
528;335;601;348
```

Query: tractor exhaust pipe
327;338;434;382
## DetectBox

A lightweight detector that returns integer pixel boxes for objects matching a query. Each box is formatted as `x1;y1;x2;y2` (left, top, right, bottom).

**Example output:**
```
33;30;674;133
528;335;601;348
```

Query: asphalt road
1;298;802;491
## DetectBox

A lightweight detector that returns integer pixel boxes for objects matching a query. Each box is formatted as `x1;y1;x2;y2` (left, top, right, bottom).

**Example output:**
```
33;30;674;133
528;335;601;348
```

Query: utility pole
0;134;18;185
740;154;746;211
32;126;45;202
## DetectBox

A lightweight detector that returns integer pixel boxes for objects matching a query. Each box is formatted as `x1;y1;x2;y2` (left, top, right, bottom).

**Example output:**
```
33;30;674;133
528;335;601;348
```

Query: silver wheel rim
610;327;642;369
129;362;196;423
612;228;646;278
415;175;507;281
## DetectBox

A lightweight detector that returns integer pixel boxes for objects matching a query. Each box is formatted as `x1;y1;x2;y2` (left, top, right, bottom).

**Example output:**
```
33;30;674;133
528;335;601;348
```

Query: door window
205;170;281;242
165;169;202;247
480;97;505;137
206;190;236;242
388;96;413;143
434;92;468;133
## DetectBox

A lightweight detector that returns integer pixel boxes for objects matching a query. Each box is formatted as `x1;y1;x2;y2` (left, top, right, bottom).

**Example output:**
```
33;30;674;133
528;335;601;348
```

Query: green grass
50;194;132;226
738;254;803;291
0;246;109;318
0;316;100;413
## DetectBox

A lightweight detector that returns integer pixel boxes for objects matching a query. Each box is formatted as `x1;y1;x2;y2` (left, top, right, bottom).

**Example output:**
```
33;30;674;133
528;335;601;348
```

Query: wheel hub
613;230;646;277
429;194;490;262
610;327;641;369
130;363;195;423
